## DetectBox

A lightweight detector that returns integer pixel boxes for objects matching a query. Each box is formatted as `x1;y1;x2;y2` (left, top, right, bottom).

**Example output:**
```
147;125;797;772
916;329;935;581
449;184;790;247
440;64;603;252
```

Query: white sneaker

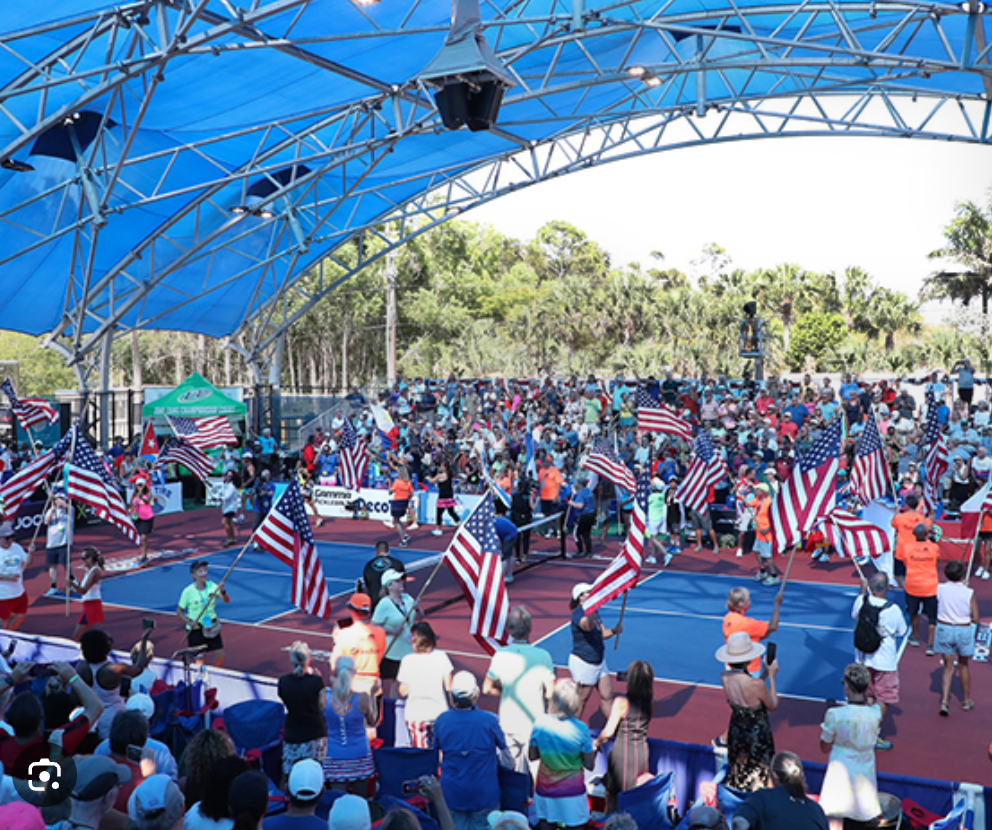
432;529;443;536
645;556;657;564
976;567;985;578
663;553;674;567
984;570;990;581
408;523;420;530
736;549;743;558
383;519;395;528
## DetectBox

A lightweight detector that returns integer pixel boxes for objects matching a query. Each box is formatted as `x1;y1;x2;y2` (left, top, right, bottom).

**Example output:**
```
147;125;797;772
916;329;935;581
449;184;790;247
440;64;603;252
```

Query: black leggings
515;529;531;560
576;513;595;556
436;506;460;526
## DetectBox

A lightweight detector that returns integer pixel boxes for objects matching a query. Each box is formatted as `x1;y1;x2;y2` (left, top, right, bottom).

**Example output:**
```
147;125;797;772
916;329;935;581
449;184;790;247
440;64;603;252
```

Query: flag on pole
254;480;333;620
154;438;214;482
1;380;59;430
960;481;992;539
0;431;73;517
477;451;511;508
769;417;843;553
848;410;889;505
818;508;891;559
65;427;139;544
635;387;693;442
675;432;729;514
337;419;369;493
922;400;949;517
370;405;399;450
139;421;160;459
582;473;650;615
442;493;509;654
170;416;237;449
524;414;537;479
581;437;637;493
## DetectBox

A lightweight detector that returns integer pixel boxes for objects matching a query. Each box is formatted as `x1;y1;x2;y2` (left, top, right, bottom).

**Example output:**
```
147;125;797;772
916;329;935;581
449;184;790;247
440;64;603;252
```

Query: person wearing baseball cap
65;755;131;830
93;695;180;781
331;593;385;696
568;583;622;720
265;759;325;830
0;522;30;631
127;774;184;830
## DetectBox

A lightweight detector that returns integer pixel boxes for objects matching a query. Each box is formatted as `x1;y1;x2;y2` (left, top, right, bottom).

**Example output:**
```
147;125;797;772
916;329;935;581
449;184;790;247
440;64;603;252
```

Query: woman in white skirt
568;583;622;719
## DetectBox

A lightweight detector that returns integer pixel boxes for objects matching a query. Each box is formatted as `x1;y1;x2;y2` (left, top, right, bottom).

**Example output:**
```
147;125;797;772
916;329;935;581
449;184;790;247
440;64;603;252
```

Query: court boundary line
614;604;855;633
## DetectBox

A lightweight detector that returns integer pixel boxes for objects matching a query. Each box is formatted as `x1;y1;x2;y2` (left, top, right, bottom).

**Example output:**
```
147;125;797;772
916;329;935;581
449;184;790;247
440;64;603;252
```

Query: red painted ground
12;509;992;788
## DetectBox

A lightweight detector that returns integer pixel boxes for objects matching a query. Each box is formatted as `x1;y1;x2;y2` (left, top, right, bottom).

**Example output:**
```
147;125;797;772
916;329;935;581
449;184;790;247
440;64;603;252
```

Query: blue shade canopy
0;0;988;362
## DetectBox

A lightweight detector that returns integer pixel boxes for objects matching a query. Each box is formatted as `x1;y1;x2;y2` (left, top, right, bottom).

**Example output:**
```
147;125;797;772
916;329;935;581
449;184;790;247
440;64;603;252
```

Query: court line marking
615;604;855;633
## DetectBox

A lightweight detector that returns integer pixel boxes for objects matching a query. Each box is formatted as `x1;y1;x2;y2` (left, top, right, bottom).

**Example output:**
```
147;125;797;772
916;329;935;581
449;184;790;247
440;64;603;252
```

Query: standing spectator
77;627;154;739
177;560;231;667
259;428;278;474
263;759;325;830
371;570;419;695
278;642;327;782
435;671;506;830
484;606;555;773
494;500;519;581
951;358;975;407
852;573;907;751
594;660;655;814
68;546;105;641
511;477;536;564
568;583;621;719
690;501;721;554
716;632;778;792
902;523;940;654
130;477;156;566
818;664;882;830
362;541;406;612
331;593;386;696
427;459;461;536
251;469;276;549
529;679;595;830
227;770;270;830
936;560;979;715
323;656;377;793
398;621;453;748
41;488;70;597
0;522;31;631
731;752;828;830
95;695;179;782
185;754;249;827
537;457;563;537
106;709;152;810
220;470;243;547
568;475;596;558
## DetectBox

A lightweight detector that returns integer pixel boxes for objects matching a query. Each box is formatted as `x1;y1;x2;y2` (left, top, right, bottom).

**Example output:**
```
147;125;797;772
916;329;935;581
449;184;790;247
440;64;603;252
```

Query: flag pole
613;590;628;651
777;544;800;596
382;553;447;657
64;424;80;617
965;510;984;584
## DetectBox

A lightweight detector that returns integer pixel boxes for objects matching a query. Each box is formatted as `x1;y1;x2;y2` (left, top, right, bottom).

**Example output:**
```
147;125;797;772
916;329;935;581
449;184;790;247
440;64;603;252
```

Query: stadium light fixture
1;159;34;172
644;75;662;87
626;66;647;77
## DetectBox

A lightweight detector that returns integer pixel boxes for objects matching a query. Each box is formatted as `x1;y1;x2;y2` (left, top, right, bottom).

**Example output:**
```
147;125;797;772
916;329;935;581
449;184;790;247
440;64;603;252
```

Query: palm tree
924;195;992;334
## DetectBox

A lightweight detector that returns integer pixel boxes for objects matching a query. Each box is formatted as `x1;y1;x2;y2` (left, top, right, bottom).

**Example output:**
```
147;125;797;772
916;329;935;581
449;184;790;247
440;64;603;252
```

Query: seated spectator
181;728;237;810
185;753;249;829
685;805;729;830
264;759;324;830
107;708;153;810
127;774;186;830
228;770;270;830
95;694;178;780
731;751;828;830
61;755;132;830
0;661;104;770
328;795;371;830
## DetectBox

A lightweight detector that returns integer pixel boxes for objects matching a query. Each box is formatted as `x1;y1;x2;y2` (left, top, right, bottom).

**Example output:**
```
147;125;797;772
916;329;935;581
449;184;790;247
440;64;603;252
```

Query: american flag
154;437;215;482
922;400;949;516
769;417;842;553
337;419;368;492
818;508;891;559
636;387;693;442
254;480;332;620
1;380;59;430
0;430;73;517
65;427;139;544
675;432;729;514
848;410;889;505
442;492;509;654
583;473;650;615
170;416;237;449
581;437;637;493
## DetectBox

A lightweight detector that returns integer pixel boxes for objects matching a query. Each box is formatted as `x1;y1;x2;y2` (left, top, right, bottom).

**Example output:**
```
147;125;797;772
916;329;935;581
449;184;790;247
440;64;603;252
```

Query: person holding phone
716;632;779;792
69;546;105;641
130;478;155;567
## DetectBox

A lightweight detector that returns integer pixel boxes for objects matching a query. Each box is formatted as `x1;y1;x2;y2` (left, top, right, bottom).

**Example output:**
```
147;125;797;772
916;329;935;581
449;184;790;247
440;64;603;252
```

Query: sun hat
754;483;770;494
572;582;593;601
0;523;15;538
715;631;765;664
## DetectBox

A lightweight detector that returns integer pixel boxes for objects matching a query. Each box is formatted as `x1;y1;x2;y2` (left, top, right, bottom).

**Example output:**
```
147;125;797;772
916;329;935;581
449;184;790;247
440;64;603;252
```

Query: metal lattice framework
0;0;990;387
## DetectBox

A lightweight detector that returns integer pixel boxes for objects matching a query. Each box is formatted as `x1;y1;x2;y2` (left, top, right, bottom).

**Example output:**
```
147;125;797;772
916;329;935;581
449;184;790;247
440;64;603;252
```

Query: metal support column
98;330;113;450
384;248;398;387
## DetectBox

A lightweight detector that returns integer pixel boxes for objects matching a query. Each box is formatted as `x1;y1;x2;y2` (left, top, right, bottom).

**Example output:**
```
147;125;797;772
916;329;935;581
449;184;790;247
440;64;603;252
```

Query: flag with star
848;409;889;504
65;425;139;544
442;492;509;654
337;418;368;492
675;431;729;514
635;386;693;442
581;437;637;493
922;399;949;516
1;379;59;430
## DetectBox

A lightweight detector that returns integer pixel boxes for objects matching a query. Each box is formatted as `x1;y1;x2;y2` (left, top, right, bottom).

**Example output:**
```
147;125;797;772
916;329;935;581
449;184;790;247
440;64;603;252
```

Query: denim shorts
934;622;976;657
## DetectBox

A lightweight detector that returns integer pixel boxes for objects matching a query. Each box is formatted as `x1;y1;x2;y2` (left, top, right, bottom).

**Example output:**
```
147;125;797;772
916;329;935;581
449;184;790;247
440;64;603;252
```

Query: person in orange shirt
903;523;941;654
388;466;415;547
890;494;930;587
537;456;563;538
331;592;386;697
748;485;782;586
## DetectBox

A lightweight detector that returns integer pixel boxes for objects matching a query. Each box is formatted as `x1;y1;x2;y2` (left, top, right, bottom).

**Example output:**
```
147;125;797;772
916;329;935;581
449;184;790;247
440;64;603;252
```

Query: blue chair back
223;699;285;754
373;747;439;799
616;771;676;830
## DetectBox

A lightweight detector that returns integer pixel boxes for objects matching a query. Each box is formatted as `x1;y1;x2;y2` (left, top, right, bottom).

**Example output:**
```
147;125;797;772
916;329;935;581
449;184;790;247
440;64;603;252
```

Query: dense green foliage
786;312;848;371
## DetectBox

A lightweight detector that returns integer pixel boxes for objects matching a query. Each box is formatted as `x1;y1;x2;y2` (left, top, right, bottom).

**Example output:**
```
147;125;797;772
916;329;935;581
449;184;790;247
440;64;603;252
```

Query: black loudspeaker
435;80;506;132
434;83;471;130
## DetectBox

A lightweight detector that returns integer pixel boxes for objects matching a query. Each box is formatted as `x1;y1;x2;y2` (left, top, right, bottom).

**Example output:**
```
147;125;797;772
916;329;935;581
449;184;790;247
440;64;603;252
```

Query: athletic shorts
45;545;69;567
689;510;712;533
754;538;772;559
0;593;28;619
79;600;104;626
904;593;937;623
647;519;665;537
568;653;609;686
390;500;409;519
867;668;900;704
188;626;224;652
934;622;976;657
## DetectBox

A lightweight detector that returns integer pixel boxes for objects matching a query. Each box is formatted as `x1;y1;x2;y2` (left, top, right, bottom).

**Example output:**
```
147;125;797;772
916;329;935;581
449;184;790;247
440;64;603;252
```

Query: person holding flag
568;474;596;558
568;583;622;719
176;560;231;666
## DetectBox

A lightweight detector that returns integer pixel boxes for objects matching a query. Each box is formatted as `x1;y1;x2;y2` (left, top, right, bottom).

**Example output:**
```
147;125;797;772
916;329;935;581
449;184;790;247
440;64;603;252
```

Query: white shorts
647;519;665;537
754;539;772;559
568;653;609;686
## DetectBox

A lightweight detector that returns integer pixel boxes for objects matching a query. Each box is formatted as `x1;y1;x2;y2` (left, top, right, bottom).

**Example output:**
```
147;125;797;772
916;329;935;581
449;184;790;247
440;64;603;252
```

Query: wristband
67;674;81;686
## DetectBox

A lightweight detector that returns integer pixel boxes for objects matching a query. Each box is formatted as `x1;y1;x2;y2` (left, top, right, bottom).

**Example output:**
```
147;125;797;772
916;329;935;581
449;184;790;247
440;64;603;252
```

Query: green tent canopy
142;373;246;418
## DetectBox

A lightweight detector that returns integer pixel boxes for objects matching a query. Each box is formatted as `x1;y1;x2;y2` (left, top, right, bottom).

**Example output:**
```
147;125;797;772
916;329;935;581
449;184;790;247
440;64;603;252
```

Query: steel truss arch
0;0;989;375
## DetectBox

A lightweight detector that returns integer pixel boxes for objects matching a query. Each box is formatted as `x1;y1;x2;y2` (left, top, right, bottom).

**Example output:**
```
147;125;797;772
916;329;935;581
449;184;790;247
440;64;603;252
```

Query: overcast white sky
469;136;992;323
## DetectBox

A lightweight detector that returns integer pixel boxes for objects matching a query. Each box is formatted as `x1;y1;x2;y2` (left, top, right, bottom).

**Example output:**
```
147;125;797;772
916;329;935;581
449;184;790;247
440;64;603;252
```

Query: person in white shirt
851;573;908;752
935;560;980;716
0;523;30;631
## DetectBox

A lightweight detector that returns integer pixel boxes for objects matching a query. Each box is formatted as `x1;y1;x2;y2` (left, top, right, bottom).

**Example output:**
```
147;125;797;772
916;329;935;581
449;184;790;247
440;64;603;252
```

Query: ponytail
82;546;105;568
771;751;807;800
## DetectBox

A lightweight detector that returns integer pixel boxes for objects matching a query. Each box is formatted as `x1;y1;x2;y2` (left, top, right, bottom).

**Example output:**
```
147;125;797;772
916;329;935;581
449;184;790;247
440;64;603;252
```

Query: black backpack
854;597;893;654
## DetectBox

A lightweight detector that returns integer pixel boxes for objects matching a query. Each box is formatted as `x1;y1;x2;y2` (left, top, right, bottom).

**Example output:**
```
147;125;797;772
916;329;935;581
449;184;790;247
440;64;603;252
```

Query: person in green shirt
176;560;230;666
583;390;603;425
646;478;668;565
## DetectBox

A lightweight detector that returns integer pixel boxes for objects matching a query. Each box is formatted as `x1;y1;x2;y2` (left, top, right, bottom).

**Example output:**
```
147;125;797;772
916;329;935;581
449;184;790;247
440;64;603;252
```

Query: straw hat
715;631;765;664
